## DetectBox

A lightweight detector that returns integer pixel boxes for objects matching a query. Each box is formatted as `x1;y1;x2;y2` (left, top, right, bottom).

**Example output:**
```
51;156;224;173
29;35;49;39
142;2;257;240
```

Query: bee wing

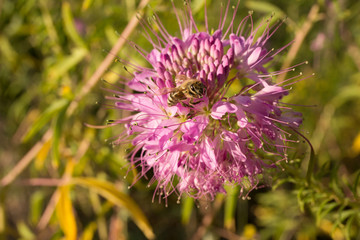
175;74;188;85
157;87;176;95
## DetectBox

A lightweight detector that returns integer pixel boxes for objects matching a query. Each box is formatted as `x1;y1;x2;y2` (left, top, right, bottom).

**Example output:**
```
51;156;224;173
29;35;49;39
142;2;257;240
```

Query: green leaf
72;177;155;240
35;138;52;170
306;144;316;185
80;222;97;240
47;47;88;82
224;185;239;230
52;103;69;167
345;215;355;240
181;196;194;225
62;1;88;49
245;1;285;16
81;0;94;11
330;165;344;198
332;86;360;108
17;221;35;240
191;0;206;14
316;198;332;224
0;36;18;67
22;98;69;142
316;201;339;225
29;191;45;225
244;1;290;39
297;187;305;212
352;169;360;198
338;209;358;223
332;204;352;233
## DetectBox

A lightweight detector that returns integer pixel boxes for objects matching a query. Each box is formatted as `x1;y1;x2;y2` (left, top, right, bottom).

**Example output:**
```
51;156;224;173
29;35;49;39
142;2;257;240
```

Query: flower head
107;1;304;203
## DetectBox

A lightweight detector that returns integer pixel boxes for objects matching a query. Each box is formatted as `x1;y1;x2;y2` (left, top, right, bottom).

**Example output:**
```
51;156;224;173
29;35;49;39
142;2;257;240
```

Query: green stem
291;127;316;186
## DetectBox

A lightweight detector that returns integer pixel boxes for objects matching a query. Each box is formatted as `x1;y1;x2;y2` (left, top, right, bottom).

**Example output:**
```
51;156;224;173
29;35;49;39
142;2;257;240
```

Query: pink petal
235;108;247;128
254;82;288;101
247;47;261;65
147;49;161;65
201;138;217;170
211;101;238;120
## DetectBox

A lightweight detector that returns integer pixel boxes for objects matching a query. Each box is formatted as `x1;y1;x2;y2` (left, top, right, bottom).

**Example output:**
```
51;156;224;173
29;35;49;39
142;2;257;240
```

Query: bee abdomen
188;82;206;98
167;93;177;106
168;91;185;106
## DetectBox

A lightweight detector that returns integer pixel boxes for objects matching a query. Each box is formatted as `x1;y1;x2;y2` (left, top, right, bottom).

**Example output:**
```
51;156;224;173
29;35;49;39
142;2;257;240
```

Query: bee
167;75;206;107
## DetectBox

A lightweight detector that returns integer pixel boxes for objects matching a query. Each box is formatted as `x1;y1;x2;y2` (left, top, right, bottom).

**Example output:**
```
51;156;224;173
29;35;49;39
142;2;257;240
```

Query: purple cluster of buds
107;1;304;203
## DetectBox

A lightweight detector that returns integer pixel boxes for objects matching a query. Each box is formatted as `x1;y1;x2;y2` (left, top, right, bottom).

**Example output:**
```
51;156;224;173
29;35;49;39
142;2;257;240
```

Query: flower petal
247;47;262;65
211;101;238;119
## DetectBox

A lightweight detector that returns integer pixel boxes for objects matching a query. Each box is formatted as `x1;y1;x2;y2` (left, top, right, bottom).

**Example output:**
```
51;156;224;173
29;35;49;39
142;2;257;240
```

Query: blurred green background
1;0;360;239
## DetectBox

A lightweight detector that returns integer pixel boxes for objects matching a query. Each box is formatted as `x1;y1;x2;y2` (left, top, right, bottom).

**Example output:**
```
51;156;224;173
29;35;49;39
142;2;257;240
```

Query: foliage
1;0;360;239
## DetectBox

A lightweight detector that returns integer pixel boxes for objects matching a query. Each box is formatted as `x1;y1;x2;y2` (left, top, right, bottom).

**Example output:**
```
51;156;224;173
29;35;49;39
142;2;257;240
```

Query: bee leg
180;102;192;108
186;110;196;119
189;99;202;106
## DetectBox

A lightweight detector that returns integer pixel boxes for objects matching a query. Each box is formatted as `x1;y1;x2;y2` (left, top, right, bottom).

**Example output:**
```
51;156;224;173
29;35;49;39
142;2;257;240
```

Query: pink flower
106;1;304;203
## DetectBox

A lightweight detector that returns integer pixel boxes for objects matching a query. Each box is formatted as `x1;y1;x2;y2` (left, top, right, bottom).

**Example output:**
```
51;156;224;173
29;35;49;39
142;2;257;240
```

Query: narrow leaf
47;47;88;82
35;138;52;170
181;196;194;225
0;201;4;233
52;104;69;167
56;185;77;240
80;222;97;240
297;187;305;212
317;202;339;225
72;177;155;240
245;1;285;16
345;215;355;240
351;131;360;156
191;0;206;14
30;191;45;225
22;99;69;142
17;221;35;240
224;185;239;230
81;0;94;11
62;1;88;49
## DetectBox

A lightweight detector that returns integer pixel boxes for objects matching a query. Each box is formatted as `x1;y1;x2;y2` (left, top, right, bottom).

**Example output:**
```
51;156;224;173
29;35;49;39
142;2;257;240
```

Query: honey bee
166;75;206;107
